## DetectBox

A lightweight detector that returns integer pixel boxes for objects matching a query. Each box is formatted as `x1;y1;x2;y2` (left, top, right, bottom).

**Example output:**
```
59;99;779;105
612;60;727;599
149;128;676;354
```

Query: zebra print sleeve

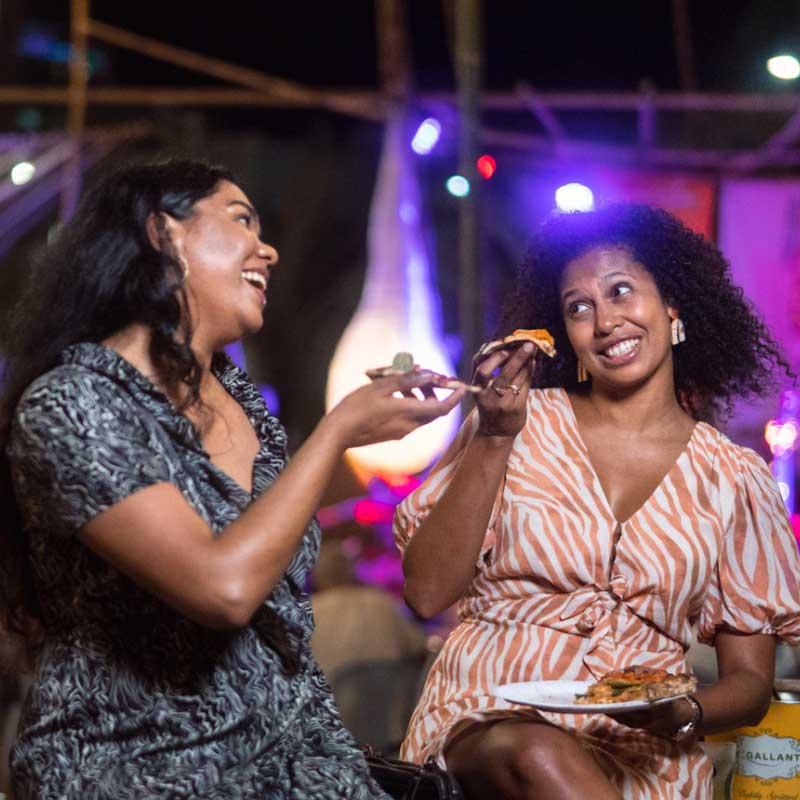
8;365;172;536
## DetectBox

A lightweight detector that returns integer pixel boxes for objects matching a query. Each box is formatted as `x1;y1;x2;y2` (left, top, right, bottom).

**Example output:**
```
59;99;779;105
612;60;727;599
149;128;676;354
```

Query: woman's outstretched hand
326;370;465;450
472;342;536;438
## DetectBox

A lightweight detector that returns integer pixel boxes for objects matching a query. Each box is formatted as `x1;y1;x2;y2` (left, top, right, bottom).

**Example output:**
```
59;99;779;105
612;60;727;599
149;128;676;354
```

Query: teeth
242;271;266;291
604;338;639;358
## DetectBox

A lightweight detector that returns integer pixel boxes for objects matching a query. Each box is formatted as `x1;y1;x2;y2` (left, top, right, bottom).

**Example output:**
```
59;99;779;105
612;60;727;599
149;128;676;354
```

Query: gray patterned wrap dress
7;342;388;799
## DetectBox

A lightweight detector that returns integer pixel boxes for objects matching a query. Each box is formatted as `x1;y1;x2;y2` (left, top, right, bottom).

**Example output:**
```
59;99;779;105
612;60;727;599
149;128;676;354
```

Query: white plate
493;680;690;714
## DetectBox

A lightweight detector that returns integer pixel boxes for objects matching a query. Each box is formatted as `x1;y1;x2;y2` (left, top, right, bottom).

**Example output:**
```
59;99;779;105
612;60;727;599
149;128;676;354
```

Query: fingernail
522;342;534;353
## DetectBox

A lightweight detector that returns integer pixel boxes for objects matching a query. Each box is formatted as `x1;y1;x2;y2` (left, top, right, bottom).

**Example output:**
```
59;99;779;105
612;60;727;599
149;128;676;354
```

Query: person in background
311;541;429;751
311;540;427;679
395;204;800;799
0;159;462;799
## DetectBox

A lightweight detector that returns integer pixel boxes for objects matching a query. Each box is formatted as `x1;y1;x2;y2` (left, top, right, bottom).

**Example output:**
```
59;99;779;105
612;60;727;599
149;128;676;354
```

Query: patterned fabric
394;387;800;800
8;342;387;800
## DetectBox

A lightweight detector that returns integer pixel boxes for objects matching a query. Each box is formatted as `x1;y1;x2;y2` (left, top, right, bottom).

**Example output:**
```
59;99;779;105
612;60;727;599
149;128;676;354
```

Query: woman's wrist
670;695;703;742
311;411;350;458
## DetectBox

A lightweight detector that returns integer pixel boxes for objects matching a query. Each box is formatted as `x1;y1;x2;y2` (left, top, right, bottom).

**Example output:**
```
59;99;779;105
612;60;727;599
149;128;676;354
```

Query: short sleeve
393;410;505;570
8;367;171;535
698;447;800;645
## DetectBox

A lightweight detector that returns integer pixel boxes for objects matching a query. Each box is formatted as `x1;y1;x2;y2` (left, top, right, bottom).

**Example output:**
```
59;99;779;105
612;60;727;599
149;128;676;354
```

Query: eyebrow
227;200;261;232
561;270;638;302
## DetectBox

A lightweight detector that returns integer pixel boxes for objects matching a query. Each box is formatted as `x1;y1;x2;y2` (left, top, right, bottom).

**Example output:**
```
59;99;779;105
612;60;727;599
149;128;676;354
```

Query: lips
599;336;641;364
242;270;267;306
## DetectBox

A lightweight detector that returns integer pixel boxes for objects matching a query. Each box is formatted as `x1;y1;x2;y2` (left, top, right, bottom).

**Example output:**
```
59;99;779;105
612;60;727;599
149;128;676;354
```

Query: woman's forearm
694;668;773;734
403;432;515;618
210;414;348;621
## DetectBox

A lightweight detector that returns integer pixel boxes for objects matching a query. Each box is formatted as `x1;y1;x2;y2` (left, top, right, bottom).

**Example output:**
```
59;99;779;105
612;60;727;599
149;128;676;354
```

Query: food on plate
365;352;482;393
474;328;556;363
575;666;698;705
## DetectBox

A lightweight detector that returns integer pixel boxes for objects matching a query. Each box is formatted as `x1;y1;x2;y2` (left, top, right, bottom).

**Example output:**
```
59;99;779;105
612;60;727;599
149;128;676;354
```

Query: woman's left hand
606;697;694;739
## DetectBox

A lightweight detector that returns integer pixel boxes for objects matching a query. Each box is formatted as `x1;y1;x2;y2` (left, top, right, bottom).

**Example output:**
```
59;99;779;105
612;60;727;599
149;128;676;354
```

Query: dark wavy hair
497;203;793;422
0;158;235;661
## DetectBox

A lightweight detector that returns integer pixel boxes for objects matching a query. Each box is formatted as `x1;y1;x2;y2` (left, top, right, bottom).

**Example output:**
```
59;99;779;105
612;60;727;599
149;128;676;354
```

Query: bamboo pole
5;84;800;115
375;0;412;100
479;126;800;169
60;0;89;221
87;19;384;121
516;81;565;157
454;0;483;382
671;0;698;91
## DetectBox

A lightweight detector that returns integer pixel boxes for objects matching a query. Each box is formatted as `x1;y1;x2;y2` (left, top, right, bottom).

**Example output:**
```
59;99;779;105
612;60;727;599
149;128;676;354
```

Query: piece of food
364;352;418;379
365;352;482;393
475;328;556;363
575;666;698;705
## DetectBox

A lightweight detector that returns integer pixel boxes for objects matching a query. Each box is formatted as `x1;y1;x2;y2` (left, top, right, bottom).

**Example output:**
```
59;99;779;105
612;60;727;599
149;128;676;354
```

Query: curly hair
496;203;793;422
0;158;235;661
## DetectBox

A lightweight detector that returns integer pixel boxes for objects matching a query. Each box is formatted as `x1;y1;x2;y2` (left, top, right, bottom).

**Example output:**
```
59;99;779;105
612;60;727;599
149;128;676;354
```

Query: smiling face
560;245;676;392
170;180;277;350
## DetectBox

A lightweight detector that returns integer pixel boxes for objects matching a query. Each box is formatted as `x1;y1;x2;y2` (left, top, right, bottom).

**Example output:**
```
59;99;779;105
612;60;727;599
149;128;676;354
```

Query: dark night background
2;0;800;460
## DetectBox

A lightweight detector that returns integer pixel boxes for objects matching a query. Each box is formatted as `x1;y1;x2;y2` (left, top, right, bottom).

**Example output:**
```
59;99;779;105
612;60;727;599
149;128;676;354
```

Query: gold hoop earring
577;361;588;383
179;255;190;280
671;317;686;345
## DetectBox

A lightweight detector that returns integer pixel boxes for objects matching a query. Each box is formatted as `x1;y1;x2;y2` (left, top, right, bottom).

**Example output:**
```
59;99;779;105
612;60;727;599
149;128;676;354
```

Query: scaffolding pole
455;0;483;384
60;0;89;221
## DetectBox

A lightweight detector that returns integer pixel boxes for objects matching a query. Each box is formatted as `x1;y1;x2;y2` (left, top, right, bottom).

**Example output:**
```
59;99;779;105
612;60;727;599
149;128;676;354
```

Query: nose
257;241;278;267
595;301;622;336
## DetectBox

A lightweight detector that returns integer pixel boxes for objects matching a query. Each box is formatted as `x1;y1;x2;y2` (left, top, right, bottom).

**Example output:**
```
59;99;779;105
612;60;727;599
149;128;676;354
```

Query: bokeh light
476;154;497;179
767;55;800;80
411;118;441;155
10;161;35;186
555;182;594;212
446;175;470;197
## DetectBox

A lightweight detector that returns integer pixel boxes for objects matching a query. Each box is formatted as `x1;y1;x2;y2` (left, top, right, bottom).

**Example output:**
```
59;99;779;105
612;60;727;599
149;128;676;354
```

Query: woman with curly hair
0;159;462;799
395;204;800;799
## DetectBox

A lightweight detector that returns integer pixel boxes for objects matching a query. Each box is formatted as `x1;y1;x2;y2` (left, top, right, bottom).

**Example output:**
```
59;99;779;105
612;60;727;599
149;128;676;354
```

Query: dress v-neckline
558;388;700;527
83;343;262;499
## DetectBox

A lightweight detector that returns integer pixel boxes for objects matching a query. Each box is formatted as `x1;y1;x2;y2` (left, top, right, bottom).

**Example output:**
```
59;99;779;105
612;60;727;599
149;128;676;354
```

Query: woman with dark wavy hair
395;204;800;799
0;159;462;799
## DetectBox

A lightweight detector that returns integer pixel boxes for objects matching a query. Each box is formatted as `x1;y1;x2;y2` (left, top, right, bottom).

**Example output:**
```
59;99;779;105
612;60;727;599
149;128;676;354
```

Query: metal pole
60;0;89;221
454;0;483;385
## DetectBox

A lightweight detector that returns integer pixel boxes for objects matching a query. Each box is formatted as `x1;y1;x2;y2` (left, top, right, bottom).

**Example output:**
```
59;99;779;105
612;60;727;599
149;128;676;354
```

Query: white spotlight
555;182;594;212
10;161;35;186
767;55;800;80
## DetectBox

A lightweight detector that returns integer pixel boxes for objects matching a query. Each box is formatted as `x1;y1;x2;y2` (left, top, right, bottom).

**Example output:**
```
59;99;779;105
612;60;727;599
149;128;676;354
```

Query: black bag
362;745;464;800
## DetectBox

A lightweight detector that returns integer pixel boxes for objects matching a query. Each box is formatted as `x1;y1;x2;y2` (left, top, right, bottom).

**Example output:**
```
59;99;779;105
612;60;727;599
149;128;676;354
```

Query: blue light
446;175;471;197
555;183;595;212
411;118;441;155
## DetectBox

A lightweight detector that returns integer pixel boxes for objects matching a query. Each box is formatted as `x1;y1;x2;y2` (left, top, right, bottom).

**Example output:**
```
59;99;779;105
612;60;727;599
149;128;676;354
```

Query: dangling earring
179;255;190;280
577;360;588;383
671;317;686;345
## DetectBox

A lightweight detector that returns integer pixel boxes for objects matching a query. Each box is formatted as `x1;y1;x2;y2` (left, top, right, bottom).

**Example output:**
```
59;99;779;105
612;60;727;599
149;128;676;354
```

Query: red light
476;155;496;179
353;499;395;526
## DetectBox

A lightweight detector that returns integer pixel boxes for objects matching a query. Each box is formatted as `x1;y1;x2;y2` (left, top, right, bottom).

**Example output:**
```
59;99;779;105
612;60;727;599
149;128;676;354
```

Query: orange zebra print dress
394;388;800;799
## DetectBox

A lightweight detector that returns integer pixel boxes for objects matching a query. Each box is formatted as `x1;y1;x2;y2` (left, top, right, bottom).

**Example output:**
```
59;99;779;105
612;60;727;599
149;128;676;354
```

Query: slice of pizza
474;328;556;363
365;352;481;393
575;666;698;705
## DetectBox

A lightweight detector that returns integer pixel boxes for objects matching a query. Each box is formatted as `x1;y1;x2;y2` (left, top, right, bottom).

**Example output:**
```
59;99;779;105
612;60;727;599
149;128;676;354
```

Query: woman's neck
576;368;689;435
101;323;216;402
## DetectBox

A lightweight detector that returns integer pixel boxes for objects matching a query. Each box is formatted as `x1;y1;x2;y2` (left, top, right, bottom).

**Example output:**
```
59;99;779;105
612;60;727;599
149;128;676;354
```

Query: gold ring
491;384;506;396
509;384;520;396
